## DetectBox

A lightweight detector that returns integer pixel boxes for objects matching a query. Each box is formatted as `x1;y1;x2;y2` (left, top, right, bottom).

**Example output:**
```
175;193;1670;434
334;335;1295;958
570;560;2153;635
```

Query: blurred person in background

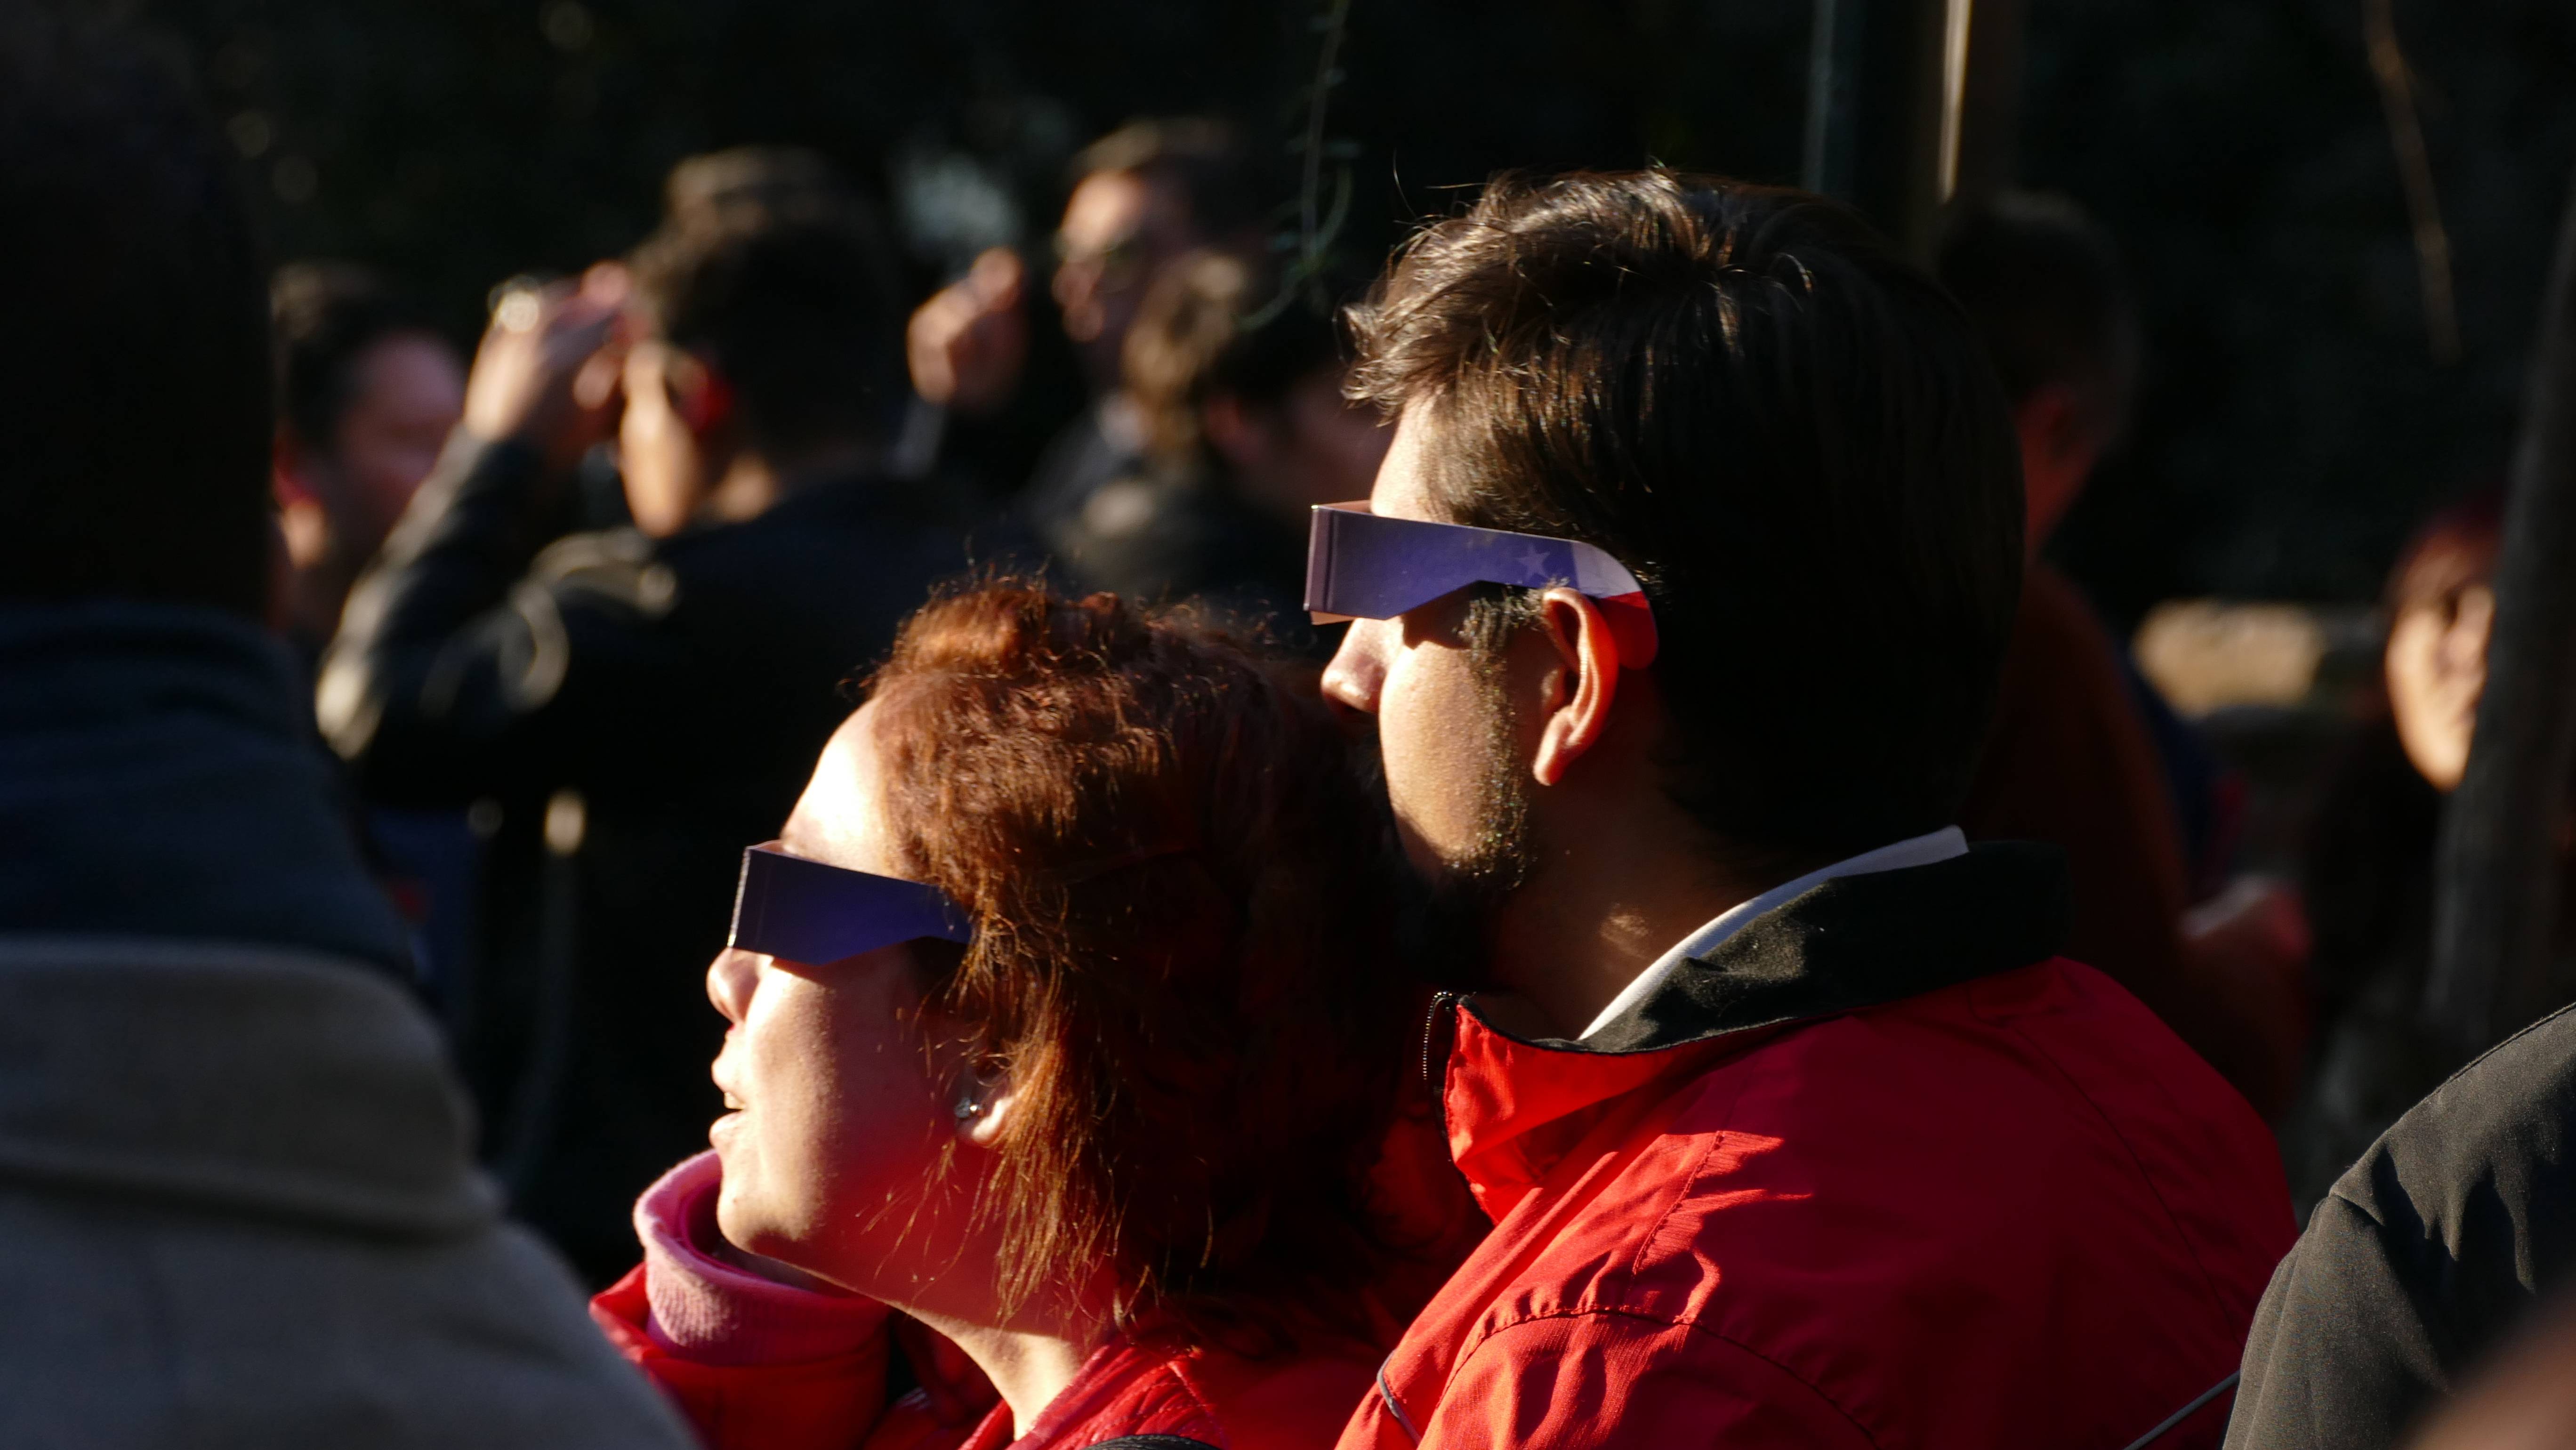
1939;190;2310;1118
907;118;1264;516
2274;492;2576;1208
592;581;1473;1450
0;9;691;1444
321;150;995;1285
1041;249;1391;630
269;262;466;658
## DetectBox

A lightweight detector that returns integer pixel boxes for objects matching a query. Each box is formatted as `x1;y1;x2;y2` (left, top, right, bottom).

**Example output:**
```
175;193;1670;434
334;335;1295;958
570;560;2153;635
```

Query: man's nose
707;947;757;1025
1321;620;1387;716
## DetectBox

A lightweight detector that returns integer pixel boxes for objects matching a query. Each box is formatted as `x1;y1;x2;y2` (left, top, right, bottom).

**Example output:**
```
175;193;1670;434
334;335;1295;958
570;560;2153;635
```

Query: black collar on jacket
1569;841;2073;1054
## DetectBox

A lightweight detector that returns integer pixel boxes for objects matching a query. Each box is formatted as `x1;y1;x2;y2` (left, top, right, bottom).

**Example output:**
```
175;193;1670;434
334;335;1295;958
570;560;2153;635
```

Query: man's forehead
1368;409;1442;524
1059;169;1154;243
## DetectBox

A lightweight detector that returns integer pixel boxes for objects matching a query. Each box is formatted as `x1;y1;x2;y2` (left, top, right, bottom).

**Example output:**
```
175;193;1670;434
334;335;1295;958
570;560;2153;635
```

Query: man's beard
1440;688;1538;899
1405;658;1541;991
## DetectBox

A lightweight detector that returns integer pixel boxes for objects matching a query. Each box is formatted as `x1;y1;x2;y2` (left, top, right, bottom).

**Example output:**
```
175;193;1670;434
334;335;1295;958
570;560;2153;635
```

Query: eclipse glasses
728;843;970;965
1303;502;1658;668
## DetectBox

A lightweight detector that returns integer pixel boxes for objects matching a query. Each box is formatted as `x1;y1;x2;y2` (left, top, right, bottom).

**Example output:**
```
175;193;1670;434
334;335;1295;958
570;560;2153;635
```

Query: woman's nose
1321;618;1389;717
707;947;758;1025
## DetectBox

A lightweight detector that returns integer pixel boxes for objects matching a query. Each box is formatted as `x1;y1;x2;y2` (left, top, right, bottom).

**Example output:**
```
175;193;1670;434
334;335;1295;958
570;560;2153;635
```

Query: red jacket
592;1153;1414;1450
1340;844;2296;1450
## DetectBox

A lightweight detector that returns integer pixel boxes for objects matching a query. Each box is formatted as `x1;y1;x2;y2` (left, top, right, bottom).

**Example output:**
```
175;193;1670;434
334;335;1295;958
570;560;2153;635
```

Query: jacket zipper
1420;991;1459;1089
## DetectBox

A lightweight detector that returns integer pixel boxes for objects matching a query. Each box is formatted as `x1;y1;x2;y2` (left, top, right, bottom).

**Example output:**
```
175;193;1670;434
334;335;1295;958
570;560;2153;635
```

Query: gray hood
0;937;493;1235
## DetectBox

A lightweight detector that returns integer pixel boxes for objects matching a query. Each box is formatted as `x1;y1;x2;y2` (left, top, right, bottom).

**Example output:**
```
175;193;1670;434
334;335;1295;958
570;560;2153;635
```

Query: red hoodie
593;1142;1462;1450
1339;844;2296;1450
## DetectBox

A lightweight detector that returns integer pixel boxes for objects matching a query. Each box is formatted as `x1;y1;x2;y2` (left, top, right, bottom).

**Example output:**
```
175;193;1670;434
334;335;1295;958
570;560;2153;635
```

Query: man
907;118;1262;513
0;9;689;1444
270;262;467;656
1045;249;1390;626
321;157;992;1283
1316;171;2293;1447
1937;192;2308;1115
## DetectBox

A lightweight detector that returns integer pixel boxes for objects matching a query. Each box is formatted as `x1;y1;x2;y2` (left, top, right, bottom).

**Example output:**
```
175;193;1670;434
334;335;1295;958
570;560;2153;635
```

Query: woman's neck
904;1304;1108;1439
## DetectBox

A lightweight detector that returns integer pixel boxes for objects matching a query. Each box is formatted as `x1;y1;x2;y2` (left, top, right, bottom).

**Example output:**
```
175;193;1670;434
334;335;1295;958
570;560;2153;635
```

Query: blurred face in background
2386;580;2495;793
1207;365;1394;530
1055;168;1204;387
334;332;466;531
281;330;465;562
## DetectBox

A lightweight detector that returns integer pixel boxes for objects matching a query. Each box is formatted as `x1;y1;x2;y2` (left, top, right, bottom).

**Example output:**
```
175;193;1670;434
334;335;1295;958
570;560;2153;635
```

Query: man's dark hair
0;9;271;616
272;262;438;454
1936;190;2140;443
1071;117;1263;239
1349;170;2025;860
663;145;848;231
629;153;909;461
1124;250;1347;466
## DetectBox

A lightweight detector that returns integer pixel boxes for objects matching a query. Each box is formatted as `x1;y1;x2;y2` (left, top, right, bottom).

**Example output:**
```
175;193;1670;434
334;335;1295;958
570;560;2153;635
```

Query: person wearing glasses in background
589;581;1474;1450
904;118;1266;519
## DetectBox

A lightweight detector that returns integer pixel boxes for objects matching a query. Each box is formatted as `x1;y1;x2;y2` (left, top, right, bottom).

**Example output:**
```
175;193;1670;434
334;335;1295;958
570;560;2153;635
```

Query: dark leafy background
119;0;2576;626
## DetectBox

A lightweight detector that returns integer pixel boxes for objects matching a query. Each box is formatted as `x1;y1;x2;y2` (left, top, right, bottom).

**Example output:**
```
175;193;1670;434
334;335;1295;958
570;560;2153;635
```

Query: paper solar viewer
1304;502;1659;668
729;843;971;965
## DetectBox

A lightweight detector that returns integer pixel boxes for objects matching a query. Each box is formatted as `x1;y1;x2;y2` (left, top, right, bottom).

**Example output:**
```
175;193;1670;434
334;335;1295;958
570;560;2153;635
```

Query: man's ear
673;351;737;440
954;1064;1018;1151
1530;586;1622;788
272;424;316;504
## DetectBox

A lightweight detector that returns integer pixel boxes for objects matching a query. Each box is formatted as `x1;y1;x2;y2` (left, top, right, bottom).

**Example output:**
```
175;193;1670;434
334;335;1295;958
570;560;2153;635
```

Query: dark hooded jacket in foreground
0;600;690;1448
2227;1002;2576;1450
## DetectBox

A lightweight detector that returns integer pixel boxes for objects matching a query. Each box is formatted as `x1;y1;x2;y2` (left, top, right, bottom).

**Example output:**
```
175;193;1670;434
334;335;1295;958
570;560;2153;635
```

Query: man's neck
1479;815;1798;1040
702;442;878;526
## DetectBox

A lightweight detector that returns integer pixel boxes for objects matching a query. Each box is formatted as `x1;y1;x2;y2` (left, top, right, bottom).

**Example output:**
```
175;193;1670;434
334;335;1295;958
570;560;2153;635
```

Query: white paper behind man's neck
1576;826;1969;1041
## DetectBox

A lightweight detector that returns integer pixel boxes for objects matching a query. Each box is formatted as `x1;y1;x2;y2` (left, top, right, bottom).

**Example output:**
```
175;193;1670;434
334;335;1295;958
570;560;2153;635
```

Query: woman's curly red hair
863;579;1411;1349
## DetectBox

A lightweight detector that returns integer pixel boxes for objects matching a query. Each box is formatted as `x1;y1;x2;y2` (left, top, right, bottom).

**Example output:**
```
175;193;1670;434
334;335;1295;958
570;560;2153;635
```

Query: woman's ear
952;1063;1017;1151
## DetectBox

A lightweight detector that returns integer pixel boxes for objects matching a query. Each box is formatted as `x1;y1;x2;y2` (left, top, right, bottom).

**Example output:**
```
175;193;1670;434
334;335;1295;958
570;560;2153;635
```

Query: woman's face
705;702;979;1295
2387;583;2495;792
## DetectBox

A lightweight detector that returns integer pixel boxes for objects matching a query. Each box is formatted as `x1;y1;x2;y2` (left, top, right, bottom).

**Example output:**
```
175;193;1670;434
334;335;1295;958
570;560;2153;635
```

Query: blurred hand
906;246;1028;417
462;262;631;473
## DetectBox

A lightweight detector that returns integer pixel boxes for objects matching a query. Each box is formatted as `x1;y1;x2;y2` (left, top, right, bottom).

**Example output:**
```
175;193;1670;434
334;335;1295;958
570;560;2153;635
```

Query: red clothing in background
1963;564;2305;1113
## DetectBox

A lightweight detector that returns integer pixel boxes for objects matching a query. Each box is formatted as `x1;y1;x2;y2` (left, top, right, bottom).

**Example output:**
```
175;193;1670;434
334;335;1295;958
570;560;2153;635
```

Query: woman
592;580;1465;1450
2282;491;2576;1208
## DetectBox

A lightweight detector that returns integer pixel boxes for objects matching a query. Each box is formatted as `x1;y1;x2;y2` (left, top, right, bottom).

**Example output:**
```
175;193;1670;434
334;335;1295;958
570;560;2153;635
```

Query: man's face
1320;408;1537;894
1053;168;1202;387
325;331;465;544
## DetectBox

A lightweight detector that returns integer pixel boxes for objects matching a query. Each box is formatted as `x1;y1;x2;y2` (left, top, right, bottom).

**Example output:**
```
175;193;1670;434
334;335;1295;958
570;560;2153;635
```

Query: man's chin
1395;854;1524;992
